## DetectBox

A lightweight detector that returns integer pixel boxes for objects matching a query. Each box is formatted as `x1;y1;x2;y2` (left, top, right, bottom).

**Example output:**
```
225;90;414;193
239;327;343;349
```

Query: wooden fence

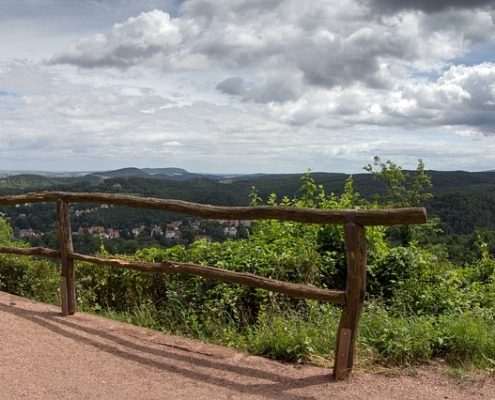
0;191;426;380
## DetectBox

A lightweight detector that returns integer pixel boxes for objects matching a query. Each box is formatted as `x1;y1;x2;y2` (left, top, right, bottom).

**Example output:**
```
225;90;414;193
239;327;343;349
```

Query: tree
364;156;433;245
364;156;432;208
0;217;13;245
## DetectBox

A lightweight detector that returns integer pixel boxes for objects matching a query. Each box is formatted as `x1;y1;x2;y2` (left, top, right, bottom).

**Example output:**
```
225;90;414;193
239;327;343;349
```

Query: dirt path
0;291;494;400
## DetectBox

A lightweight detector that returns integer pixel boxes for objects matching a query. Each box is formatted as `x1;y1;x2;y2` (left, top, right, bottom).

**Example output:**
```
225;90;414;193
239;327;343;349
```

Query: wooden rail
0;191;425;225
0;191;426;380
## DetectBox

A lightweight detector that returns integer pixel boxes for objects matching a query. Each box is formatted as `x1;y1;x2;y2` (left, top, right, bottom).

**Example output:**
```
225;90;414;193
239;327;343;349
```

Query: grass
436;311;495;368
96;300;495;375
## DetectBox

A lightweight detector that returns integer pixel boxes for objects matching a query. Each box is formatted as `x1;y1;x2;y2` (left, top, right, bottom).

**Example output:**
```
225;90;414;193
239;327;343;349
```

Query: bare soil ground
0;291;494;400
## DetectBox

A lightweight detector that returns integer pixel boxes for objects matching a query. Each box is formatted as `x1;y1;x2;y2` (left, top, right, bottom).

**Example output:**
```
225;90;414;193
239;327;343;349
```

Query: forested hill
1;168;495;239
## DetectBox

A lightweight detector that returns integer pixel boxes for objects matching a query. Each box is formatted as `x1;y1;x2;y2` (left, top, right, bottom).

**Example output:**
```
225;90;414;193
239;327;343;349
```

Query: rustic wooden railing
0;191;426;380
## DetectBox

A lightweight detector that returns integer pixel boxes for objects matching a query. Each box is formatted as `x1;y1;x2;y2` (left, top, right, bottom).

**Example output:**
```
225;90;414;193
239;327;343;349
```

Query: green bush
0;217;13;244
359;304;435;365
247;304;339;362
436;311;495;368
368;246;482;315
0;217;59;304
0;255;59;304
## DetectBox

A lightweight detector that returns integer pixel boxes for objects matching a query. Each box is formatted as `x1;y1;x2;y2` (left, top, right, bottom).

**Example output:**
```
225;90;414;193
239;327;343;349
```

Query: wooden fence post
333;221;367;380
56;199;76;316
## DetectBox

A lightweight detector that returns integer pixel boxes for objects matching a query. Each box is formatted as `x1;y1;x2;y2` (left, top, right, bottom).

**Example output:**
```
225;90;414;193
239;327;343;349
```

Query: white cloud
399;63;495;134
51;10;182;68
1;0;495;172
259;63;495;136
49;2;495;101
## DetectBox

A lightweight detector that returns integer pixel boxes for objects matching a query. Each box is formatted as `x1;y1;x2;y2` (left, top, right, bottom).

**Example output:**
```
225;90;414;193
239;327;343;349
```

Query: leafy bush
0;217;13;244
436;311;495;368
0;255;59;304
247;304;339;362
359;304;435;365
369;246;467;314
0;217;59;303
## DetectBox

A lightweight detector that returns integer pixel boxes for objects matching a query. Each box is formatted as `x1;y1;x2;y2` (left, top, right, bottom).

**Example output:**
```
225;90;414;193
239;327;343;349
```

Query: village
12;203;252;245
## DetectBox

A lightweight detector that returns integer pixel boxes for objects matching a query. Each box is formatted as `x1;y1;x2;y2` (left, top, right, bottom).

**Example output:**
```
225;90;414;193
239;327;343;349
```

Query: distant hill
2;167;495;196
2;168;495;238
86;167;150;180
428;170;495;192
144;167;229;181
142;167;189;176
84;167;238;182
0;174;60;190
0;170;89;178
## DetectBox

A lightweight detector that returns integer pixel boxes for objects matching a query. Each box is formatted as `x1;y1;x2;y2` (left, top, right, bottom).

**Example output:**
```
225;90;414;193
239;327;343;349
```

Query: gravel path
0;291;494;400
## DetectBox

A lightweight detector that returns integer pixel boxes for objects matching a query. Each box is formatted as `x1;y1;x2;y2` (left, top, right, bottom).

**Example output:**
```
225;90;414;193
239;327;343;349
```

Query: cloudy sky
1;0;495;173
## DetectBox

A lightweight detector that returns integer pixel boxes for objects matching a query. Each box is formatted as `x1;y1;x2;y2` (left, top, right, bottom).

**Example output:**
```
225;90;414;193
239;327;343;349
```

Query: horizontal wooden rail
0;245;345;304
0;245;60;258
71;253;346;304
0;191;427;226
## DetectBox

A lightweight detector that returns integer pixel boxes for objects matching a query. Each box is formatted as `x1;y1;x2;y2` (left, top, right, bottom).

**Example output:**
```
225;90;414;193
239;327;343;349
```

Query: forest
0;159;494;374
1;164;495;261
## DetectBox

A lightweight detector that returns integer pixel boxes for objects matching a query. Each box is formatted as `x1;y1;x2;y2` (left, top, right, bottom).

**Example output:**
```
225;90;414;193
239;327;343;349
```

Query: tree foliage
364;156;432;208
364;156;436;245
0;217;13;245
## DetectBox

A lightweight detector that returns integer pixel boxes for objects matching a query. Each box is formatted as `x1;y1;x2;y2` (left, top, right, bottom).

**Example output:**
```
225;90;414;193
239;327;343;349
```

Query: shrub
0;255;59;304
247;304;339;362
359;304;435;365
436;311;495;368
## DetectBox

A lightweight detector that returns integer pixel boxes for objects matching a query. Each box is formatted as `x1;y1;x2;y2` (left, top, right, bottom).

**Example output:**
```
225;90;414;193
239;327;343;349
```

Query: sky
1;0;495;174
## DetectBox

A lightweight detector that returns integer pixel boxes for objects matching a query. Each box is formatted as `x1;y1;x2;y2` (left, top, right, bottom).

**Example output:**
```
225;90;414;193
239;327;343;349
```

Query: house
167;220;183;231
131;225;146;237
18;229;38;238
87;226;105;235
105;228;120;239
165;230;182;240
75;208;94;217
224;226;238;237
151;225;163;237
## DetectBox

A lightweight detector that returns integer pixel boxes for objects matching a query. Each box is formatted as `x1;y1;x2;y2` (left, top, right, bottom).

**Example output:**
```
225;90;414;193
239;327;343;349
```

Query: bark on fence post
333;221;367;380
56;199;76;316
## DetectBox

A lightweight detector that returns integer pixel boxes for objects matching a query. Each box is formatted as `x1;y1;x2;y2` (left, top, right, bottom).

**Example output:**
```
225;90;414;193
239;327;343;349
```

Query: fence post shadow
0;301;334;400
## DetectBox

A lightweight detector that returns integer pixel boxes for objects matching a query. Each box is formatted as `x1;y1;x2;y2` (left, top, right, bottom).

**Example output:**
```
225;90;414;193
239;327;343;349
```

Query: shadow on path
0;302;336;400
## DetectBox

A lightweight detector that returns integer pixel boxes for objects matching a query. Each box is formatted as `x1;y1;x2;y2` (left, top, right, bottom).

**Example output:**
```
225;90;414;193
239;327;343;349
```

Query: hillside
1;167;495;262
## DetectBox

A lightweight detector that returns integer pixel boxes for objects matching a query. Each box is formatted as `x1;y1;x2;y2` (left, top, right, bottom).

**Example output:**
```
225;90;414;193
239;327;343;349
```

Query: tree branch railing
0;191;426;380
